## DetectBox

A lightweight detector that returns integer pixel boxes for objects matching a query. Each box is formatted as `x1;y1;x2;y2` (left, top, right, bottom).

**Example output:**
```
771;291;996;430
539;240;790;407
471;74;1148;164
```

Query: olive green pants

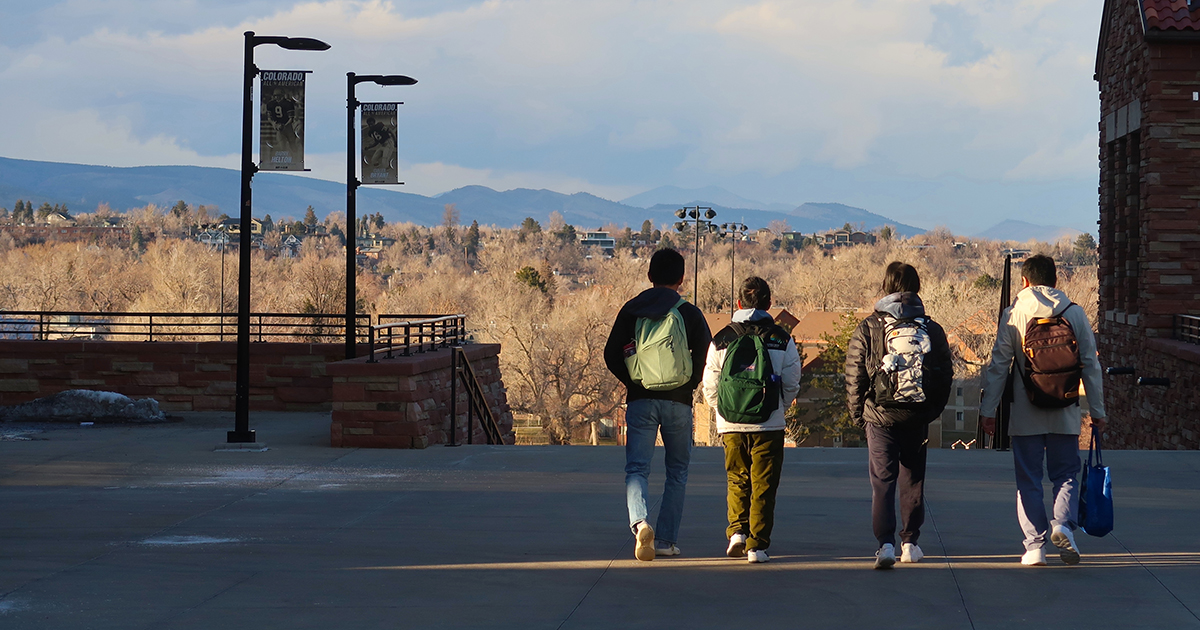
723;430;785;551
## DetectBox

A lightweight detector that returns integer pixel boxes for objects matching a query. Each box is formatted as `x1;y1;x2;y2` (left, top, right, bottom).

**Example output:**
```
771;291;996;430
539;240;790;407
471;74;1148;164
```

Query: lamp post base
227;429;257;443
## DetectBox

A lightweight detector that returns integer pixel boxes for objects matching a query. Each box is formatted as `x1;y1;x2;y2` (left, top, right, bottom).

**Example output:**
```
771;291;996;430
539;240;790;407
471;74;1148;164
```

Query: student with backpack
604;248;712;562
979;254;1107;567
846;262;954;569
701;277;801;564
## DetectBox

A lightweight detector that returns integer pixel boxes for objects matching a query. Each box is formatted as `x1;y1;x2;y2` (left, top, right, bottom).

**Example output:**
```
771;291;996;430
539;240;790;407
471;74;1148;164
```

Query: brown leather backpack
1020;304;1083;408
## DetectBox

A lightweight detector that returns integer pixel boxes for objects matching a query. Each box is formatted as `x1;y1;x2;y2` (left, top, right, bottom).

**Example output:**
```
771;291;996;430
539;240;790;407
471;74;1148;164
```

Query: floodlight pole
231;31;329;444
345;72;417;359
674;206;715;308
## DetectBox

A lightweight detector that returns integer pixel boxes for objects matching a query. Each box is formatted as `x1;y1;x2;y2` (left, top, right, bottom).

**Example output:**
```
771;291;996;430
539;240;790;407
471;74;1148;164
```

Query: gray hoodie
980;285;1106;435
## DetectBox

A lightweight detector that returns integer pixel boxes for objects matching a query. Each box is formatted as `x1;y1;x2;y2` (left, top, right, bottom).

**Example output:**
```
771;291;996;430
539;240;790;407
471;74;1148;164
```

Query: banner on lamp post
259;70;309;171
360;102;399;184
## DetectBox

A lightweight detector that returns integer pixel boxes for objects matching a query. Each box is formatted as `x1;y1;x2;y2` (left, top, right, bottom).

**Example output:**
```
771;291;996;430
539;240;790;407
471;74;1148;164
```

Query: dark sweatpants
865;422;928;548
723;431;785;551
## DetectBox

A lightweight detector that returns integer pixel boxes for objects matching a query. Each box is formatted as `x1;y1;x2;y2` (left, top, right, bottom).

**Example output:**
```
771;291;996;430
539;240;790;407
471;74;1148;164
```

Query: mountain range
0;156;929;235
1;156;1077;241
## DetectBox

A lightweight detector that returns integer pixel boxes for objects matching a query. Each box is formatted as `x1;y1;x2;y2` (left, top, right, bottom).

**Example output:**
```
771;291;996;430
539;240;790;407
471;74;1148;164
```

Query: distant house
358;233;395;249
817;229;876;249
281;234;303;257
45;212;75;226
196;230;230;246
579;231;616;257
215;217;263;235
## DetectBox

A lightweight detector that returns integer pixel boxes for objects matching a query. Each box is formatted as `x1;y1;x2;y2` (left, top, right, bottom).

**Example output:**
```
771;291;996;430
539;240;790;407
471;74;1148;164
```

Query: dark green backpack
717;323;780;424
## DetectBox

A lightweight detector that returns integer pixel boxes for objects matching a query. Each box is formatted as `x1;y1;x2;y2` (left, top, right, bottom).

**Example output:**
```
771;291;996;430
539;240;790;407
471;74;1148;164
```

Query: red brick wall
328;345;515;449
1097;5;1200;448
0;340;369;412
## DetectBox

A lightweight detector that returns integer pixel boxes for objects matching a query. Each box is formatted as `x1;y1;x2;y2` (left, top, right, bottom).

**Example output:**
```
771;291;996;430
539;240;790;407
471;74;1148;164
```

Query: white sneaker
1021;548;1047;566
654;541;681;557
1050;525;1080;565
634;522;655;562
727;533;747;558
874;543;896;570
748;549;770;563
900;542;924;563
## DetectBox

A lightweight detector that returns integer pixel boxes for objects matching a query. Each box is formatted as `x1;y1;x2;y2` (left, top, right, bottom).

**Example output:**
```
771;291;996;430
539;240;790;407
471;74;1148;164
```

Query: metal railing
1175;314;1200;345
368;314;467;361
449;345;504;445
0;311;371;343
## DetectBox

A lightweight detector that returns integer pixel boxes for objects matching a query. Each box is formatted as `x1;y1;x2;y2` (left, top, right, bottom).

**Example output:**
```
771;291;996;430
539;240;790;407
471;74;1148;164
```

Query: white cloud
0;0;1105;230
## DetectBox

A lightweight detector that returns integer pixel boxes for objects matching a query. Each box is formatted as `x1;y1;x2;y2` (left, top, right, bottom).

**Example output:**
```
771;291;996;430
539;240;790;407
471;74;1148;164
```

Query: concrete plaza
2;412;1199;629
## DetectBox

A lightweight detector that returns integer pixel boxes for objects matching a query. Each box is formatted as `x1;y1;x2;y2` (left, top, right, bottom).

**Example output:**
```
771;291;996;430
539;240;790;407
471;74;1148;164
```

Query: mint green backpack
625;298;692;391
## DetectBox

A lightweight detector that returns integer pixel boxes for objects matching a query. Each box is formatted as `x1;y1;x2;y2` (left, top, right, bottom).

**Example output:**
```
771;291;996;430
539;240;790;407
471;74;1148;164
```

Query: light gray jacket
980;286;1106;436
702;309;802;434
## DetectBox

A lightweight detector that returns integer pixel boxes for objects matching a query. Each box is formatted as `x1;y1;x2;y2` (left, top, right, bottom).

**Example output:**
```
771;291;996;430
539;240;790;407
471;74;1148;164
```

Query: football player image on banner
259;71;308;171
361;103;399;184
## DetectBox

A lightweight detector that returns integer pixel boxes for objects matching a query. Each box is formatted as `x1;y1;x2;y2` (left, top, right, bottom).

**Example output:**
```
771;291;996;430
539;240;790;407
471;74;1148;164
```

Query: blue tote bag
1079;428;1114;537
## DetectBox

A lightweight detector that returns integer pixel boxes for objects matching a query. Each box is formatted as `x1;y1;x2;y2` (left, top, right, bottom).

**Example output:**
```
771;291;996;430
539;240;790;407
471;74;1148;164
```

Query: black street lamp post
345;72;417;359
718;222;748;315
231;31;330;445
674;206;716;308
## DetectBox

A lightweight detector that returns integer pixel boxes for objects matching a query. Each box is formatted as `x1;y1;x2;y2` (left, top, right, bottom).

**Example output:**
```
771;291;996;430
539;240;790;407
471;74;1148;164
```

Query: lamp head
675;209;687;219
277;37;331;51
704;209;716;219
373;75;418;86
674;222;685;232
688;209;698;219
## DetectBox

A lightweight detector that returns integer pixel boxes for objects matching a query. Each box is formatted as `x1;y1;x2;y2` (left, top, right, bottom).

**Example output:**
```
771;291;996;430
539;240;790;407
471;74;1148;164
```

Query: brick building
1096;0;1200;448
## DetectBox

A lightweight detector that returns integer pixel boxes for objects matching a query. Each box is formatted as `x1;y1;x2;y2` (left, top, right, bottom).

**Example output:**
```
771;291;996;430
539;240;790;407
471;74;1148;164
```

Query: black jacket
604;287;712;406
845;292;954;427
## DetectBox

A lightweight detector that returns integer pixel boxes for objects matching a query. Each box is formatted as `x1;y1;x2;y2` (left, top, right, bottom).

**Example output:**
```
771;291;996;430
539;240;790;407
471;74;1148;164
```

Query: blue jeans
1012;434;1081;551
625;398;693;545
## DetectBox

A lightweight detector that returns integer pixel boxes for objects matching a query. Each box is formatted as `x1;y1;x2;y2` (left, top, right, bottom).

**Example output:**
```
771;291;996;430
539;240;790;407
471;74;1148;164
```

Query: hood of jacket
874;292;925;319
626;287;685;319
1013;285;1071;319
732;308;772;324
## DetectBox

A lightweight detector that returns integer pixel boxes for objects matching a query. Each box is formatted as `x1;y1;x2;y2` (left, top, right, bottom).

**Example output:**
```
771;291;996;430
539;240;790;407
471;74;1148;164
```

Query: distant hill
0;156;924;234
622;185;795;213
974;219;1083;243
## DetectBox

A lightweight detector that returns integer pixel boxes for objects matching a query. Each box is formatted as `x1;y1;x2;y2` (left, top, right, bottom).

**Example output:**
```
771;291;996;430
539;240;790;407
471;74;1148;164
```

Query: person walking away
604;248;712;561
701;277;801;564
846;262;954;569
979;254;1106;567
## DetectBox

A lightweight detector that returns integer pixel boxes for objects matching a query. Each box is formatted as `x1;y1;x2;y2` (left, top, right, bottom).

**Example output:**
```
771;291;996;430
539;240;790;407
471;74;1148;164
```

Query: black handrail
0;310;372;343
368;314;467;361
448;345;504;445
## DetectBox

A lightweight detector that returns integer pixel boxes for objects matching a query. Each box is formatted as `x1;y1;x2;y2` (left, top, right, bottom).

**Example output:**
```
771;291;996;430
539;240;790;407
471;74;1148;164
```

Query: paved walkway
2;413;1199;629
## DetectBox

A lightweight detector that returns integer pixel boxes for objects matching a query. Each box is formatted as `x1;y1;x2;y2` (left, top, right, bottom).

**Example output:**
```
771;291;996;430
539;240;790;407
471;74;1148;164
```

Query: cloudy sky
0;0;1102;233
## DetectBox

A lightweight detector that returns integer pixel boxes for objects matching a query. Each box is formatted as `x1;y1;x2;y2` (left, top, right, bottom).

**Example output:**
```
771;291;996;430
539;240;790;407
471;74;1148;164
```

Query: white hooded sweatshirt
980;285;1106;436
701;309;802;434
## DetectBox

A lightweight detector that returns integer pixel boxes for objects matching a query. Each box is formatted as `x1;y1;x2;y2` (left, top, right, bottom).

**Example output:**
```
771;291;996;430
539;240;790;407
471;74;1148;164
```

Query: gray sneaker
654;541;681;557
1050;525;1080;565
874;543;896;570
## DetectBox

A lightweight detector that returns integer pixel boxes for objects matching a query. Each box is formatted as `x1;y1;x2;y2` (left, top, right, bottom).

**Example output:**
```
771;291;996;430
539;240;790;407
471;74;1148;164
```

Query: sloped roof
1097;0;1200;80
1141;0;1200;30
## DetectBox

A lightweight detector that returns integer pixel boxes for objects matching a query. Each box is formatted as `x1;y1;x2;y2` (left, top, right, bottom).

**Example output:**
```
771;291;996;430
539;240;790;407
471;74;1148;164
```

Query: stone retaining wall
328;345;514;449
0;340;369;412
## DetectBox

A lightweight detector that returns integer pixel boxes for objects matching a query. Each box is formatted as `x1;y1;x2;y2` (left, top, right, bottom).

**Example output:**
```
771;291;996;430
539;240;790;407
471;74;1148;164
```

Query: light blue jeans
1012;434;1081;551
625;398;693;545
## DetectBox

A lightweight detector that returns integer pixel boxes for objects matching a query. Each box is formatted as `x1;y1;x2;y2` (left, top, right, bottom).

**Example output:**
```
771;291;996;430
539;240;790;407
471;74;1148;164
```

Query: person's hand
1091;416;1107;435
980;416;996;436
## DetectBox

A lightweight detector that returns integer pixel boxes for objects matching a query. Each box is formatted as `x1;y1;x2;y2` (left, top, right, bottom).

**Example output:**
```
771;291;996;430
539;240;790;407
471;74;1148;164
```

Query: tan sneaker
634;522;655;561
